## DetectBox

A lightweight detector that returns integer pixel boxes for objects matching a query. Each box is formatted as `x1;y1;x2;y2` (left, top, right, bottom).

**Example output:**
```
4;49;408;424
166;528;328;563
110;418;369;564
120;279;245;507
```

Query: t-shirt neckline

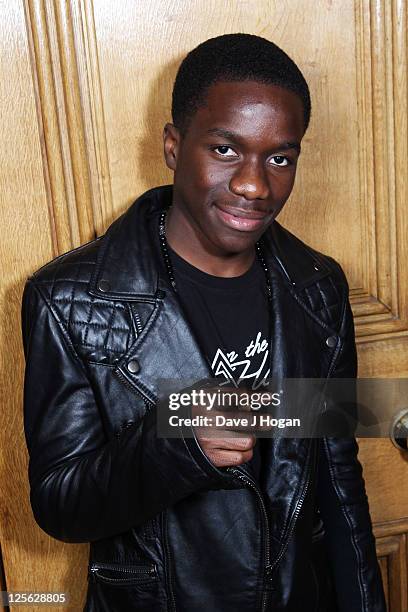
167;244;262;291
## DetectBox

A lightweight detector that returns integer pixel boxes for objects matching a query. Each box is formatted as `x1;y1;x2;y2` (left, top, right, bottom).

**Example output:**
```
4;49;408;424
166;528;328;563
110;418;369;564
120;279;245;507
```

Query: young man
22;34;385;611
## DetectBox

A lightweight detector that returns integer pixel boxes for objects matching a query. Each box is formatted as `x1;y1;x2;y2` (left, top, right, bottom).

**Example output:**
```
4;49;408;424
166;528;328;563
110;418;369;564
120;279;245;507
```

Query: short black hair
171;33;311;136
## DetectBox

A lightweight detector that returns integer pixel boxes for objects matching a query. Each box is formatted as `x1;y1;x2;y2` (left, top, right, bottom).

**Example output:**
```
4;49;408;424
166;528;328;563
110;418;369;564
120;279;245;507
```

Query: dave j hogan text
168;414;301;430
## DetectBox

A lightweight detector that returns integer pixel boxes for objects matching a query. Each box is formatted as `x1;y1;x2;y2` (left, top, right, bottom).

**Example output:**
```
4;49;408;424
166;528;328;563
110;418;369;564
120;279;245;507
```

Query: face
163;80;305;260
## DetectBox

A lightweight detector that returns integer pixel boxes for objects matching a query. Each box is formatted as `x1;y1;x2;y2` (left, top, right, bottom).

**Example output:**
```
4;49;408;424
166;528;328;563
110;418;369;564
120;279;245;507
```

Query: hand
196;420;257;468
191;384;271;468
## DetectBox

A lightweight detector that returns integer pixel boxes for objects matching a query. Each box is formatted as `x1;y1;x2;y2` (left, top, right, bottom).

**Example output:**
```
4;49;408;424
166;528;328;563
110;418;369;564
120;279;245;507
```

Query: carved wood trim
70;0;114;235
374;516;408;539
24;0;96;254
374;528;408;611
353;0;408;342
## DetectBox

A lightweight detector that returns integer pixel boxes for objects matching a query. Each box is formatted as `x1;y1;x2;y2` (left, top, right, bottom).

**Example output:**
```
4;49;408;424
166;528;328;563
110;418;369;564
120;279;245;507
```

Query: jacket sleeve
21;278;233;544
317;270;386;611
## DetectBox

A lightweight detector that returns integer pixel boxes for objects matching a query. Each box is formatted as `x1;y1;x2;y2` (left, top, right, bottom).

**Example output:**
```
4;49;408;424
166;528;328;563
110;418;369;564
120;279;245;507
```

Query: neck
165;205;256;277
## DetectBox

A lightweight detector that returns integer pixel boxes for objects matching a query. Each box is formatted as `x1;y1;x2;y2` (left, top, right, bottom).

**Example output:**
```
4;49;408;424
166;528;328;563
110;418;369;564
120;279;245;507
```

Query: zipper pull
88;566;97;582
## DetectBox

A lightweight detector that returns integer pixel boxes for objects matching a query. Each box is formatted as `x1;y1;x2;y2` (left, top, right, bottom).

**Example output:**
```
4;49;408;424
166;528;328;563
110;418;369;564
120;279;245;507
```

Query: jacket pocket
89;561;158;587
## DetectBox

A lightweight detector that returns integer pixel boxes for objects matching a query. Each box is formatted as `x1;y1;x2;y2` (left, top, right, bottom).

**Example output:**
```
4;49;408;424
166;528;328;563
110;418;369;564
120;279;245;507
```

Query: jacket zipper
266;441;314;576
128;304;144;339
227;442;314;611
322;437;366;609
161;511;177;612
129;303;144;338
134;311;143;336
268;471;311;574
89;561;157;584
226;467;271;612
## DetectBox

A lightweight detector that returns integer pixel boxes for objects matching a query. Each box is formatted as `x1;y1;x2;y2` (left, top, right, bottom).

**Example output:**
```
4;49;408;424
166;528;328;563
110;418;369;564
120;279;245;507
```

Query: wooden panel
375;520;408;611
357;335;408;377
0;1;92;610
350;0;408;341
0;7;55;605
359;440;408;524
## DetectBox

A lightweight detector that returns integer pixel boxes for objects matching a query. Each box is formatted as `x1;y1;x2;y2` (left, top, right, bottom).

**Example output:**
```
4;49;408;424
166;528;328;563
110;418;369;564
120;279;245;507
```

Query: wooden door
1;1;407;610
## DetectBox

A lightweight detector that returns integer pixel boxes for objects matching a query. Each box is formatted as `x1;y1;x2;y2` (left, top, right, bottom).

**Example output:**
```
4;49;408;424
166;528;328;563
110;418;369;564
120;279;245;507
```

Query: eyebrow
206;127;301;154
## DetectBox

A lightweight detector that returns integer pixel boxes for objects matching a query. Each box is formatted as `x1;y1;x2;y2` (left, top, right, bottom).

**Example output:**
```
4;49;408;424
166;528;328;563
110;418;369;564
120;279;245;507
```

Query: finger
198;433;256;451
206;448;254;468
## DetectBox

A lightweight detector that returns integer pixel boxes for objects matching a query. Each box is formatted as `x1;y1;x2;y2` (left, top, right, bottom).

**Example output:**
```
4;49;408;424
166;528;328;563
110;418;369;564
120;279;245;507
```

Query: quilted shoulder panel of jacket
267;222;350;334
296;255;348;332
28;238;136;365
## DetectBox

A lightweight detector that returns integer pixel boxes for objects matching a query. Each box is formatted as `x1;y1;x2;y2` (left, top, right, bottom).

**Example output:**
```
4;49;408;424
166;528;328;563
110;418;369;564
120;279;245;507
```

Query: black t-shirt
168;245;270;479
168;246;271;388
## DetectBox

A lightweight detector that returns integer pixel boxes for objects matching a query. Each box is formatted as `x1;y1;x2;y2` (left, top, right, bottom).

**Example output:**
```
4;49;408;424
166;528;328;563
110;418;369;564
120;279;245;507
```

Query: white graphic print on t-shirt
211;331;270;389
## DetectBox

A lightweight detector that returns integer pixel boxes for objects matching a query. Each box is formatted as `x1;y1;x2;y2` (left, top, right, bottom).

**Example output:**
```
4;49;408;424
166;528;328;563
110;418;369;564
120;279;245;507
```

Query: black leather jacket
22;185;385;611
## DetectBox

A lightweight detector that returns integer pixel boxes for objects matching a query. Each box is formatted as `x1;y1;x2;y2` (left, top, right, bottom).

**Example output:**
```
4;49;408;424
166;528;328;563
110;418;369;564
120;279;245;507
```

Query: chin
214;233;261;255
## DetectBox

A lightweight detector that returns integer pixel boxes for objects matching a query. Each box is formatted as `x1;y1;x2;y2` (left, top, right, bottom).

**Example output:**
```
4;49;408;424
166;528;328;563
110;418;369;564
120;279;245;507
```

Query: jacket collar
89;184;330;300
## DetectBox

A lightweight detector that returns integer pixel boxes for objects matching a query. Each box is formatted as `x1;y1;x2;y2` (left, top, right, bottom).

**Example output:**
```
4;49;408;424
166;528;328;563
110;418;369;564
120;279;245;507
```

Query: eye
269;155;290;167
213;145;238;157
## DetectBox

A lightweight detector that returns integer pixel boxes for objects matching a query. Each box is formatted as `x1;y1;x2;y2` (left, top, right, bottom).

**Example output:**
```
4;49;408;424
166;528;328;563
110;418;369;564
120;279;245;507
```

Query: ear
163;123;181;171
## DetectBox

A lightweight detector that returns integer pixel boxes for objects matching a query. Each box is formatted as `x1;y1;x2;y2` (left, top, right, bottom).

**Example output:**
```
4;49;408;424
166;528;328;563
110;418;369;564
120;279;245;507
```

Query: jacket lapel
116;285;213;404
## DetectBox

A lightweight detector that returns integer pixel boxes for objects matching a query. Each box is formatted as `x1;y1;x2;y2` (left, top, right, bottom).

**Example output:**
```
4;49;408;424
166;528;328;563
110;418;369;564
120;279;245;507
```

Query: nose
229;158;270;200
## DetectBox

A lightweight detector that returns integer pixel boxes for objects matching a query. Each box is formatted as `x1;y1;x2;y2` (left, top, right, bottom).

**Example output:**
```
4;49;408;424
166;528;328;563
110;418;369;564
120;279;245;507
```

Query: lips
214;202;271;232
